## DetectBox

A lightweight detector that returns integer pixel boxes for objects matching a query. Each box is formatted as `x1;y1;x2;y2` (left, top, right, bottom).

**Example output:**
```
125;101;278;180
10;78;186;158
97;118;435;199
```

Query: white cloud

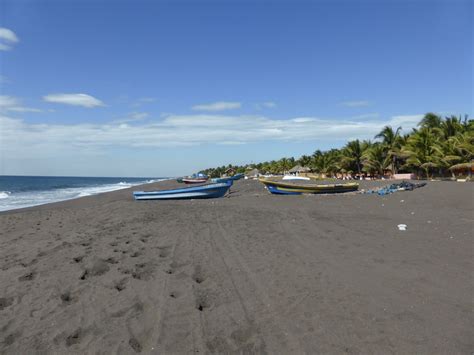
390;114;424;128
0;27;19;51
7;107;43;113
0;113;422;163
192;101;241;111
0;95;42;113
43;93;105;108
0;95;18;108
341;100;371;107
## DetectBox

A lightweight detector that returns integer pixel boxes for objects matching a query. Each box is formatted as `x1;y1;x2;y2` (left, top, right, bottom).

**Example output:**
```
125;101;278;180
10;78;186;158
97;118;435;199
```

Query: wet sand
0;179;472;354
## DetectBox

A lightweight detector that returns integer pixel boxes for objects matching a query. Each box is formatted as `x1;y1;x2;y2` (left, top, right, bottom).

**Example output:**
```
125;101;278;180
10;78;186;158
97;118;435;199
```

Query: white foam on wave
0;179;168;212
0;191;11;199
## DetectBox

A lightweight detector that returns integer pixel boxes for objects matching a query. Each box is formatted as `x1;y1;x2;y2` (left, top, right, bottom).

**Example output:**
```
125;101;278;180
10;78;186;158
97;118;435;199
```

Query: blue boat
230;173;244;180
133;181;232;200
211;173;244;183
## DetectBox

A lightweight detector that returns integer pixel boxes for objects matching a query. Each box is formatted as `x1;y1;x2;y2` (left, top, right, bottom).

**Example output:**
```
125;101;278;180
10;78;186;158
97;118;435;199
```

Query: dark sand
0;179;472;354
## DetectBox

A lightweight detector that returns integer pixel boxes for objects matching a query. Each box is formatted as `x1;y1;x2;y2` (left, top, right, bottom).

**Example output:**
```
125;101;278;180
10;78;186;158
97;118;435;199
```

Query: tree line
201;113;473;179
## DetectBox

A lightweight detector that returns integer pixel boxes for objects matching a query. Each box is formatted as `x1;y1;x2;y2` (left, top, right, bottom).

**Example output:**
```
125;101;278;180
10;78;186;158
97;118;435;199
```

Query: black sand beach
0;179;472;354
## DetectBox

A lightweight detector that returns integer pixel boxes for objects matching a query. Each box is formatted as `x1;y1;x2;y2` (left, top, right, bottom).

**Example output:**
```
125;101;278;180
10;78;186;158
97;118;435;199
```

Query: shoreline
0;178;172;215
1;179;472;353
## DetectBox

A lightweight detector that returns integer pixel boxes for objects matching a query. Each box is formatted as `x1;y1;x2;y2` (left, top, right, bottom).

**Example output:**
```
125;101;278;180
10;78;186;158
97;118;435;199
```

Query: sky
0;0;472;177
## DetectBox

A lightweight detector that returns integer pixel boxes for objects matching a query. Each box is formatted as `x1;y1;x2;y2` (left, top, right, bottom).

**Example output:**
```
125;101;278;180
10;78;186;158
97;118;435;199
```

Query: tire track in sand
211;208;302;353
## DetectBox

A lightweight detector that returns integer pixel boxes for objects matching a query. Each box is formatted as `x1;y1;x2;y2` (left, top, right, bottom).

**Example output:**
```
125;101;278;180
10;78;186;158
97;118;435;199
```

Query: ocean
0;175;168;212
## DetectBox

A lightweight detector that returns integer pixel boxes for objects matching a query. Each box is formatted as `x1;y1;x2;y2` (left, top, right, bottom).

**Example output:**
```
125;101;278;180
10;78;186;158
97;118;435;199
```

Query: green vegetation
202;113;473;179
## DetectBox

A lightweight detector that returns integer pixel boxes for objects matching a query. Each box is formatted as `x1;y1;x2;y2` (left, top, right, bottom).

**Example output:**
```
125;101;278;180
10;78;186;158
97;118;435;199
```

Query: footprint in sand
114;278;128;292
195;292;212;312
73;256;84;263
130;251;141;258
18;271;36;282
3;331;21;346
60;291;76;305
65;328;83;347
157;246;172;258
105;256;119;264
79;259;110;280
0;297;14;310
129;338;142;353
131;262;156;280
192;266;207;284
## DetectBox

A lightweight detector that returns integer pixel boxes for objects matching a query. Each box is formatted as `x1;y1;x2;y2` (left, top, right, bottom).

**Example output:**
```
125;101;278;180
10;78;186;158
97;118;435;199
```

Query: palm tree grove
202;113;473;179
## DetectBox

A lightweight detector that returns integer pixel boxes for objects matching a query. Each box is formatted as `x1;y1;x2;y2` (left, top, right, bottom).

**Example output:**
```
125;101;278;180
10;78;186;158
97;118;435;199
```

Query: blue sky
0;0;472;177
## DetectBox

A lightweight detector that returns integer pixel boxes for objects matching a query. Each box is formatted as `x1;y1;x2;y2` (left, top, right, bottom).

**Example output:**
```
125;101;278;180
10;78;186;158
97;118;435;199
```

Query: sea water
0;175;168;212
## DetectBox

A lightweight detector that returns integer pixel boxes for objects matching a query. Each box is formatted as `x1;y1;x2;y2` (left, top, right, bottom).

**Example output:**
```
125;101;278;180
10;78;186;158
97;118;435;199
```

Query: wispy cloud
137;97;156;103
341;100;371;107
43;93;105;108
0;113;422;162
113;111;150;123
0;27;19;51
351;113;380;120
0;95;42;113
192;101;241;111
255;101;276;110
131;97;157;107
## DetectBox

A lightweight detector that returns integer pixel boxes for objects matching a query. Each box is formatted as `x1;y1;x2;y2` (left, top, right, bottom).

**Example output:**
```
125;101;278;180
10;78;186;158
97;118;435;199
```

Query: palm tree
375;125;402;174
362;143;391;177
419;112;442;129
277;157;294;174
440;115;464;139
310;149;341;177
202;112;472;181
340;140;365;175
298;155;312;167
402;127;443;178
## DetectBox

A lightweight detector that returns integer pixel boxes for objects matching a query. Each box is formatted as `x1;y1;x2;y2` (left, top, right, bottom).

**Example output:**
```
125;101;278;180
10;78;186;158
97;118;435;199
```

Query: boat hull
259;179;359;195
133;181;232;200
211;174;243;183
211;177;233;183
230;173;244;180
182;178;208;184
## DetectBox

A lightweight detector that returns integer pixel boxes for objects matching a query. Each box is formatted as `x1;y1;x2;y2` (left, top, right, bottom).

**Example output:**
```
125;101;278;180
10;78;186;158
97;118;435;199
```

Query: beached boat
259;178;359;195
180;172;209;184
133;181;232;200
211;173;244;183
231;173;244;180
182;177;208;184
211;177;233;183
